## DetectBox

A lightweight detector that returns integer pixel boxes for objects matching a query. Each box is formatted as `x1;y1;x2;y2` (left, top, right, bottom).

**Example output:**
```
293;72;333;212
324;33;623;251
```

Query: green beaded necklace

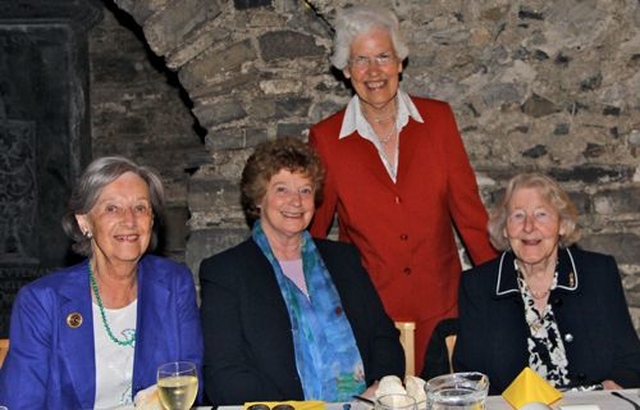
88;263;136;347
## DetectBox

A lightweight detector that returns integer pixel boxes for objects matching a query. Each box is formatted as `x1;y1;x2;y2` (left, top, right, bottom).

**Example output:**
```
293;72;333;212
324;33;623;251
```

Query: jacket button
400;234;408;240
395;196;401;204
404;267;411;275
564;333;574;343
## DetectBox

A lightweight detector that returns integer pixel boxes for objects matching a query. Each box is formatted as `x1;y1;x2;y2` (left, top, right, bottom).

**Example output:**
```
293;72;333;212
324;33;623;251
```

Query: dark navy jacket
454;246;640;394
199;238;405;405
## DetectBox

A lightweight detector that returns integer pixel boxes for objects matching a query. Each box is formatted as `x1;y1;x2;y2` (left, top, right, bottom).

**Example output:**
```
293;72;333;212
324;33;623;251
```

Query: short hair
241;137;325;225
61;156;165;256
488;173;581;251
331;5;409;70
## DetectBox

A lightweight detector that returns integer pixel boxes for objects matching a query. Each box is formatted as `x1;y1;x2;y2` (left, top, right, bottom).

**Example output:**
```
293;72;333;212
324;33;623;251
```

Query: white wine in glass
157;361;198;410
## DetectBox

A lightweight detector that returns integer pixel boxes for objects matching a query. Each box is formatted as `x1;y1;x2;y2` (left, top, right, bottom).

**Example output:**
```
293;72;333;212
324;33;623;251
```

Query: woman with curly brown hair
199;137;404;405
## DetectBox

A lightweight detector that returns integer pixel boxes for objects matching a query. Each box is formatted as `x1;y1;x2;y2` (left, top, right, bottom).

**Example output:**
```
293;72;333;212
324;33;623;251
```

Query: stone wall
94;1;640;326
89;1;206;262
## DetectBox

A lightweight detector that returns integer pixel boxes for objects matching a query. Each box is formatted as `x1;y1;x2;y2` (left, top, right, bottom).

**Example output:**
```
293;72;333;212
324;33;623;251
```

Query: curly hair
488;173;581;251
331;5;409;70
61;156;165;256
241;137;325;225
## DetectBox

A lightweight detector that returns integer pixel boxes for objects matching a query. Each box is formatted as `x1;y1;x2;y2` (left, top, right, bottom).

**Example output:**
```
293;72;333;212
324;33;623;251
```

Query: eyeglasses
349;53;396;69
246;404;295;410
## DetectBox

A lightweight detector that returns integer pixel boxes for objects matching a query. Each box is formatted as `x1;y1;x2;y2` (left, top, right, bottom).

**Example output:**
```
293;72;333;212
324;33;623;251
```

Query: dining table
202;388;640;409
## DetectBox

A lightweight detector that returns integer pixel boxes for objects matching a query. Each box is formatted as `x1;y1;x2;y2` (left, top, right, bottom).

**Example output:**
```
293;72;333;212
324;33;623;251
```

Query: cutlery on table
352;395;376;405
611;391;640;409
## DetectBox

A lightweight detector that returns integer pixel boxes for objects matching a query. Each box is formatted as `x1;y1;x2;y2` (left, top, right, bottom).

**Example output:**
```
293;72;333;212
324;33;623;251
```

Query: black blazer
453;246;640;394
199;237;405;405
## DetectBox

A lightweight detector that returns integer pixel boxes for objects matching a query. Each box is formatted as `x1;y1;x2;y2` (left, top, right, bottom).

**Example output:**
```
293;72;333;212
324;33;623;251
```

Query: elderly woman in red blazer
308;5;497;373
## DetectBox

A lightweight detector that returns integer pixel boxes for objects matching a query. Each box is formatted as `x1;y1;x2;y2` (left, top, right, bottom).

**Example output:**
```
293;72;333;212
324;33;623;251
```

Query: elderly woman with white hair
454;173;640;394
308;5;497;374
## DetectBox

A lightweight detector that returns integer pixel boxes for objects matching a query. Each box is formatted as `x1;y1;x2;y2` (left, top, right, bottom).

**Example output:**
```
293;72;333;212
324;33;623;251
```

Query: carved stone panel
0;0;102;337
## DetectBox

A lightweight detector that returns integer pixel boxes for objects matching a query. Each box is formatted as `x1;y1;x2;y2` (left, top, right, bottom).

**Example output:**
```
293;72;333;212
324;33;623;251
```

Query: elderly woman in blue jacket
454;173;640;394
0;156;203;408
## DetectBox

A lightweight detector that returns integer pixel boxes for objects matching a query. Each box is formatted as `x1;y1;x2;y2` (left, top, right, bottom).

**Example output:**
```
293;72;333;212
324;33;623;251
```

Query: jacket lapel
132;258;171;396
396;118;422;184
339;132;397;191
58;262;96;408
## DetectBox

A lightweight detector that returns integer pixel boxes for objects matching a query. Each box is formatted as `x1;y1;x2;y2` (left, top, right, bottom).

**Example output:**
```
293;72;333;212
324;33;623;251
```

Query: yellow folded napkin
243;401;325;410
501;367;562;409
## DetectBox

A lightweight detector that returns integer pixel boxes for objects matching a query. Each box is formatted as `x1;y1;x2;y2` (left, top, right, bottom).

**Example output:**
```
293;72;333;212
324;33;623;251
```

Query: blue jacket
0;255;203;408
454;246;640;394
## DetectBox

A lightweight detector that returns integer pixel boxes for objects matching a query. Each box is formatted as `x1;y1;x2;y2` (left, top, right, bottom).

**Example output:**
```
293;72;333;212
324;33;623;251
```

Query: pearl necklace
515;259;557;301
377;122;397;145
530;287;551;300
370;112;395;123
88;263;136;347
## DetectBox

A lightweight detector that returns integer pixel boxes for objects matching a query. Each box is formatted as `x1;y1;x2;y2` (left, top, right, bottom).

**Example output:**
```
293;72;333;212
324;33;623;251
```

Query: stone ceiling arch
110;1;348;154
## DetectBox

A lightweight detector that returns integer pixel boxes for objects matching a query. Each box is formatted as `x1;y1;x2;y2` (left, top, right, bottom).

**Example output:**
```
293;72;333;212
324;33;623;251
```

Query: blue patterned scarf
252;222;366;401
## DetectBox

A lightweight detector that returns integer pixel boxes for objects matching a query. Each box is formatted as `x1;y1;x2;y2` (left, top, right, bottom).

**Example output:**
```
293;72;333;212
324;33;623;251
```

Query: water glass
425;372;489;410
375;393;418;410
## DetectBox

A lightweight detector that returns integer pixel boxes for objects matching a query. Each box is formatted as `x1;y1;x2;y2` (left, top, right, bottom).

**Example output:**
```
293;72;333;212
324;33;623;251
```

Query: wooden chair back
0;338;9;368
395;321;416;377
444;334;457;373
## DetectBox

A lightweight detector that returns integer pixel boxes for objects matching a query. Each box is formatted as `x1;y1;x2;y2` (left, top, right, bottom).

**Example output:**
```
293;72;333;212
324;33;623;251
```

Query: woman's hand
361;380;380;399
602;379;623;390
134;384;161;409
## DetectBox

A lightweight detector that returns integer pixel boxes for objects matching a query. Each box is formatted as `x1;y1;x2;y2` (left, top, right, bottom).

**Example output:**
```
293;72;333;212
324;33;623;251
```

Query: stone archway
110;1;350;273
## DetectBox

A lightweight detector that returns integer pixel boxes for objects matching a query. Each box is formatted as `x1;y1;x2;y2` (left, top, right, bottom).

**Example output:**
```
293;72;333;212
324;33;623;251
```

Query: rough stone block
204;128;268;151
193;101;247;128
143;0;221;57
180;39;256;89
234;0;271;10
258;30;324;61
277;123;309;139
580;233;640;265
551;166;634;184
188;178;240;212
275;97;311;119
593;187;640;215
521;94;561;118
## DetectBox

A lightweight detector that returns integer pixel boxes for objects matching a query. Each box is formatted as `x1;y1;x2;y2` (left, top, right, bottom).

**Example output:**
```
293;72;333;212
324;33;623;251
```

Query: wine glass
375;394;417;410
157;361;198;410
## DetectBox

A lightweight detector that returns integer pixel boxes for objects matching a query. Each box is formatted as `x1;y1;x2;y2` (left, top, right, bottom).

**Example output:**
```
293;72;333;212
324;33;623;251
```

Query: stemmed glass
375;394;417;410
157;361;198;410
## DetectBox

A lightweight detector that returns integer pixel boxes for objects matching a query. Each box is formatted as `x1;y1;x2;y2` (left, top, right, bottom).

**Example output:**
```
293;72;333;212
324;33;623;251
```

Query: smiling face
76;172;154;266
504;187;566;272
343;27;403;113
259;169;315;242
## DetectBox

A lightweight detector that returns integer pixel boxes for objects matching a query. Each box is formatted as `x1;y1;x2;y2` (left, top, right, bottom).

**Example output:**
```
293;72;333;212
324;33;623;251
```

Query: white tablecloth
486;388;640;409
206;389;640;409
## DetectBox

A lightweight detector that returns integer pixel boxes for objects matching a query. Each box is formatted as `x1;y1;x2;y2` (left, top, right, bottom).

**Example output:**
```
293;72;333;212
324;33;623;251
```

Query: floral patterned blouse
516;270;571;388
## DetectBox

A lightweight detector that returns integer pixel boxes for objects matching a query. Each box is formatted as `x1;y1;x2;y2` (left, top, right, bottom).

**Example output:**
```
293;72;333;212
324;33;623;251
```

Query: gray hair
331;5;409;70
488;173;581;251
61;156;165;256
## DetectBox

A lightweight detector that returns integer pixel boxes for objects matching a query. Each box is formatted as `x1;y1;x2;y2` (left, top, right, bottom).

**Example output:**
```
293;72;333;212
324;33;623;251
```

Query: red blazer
309;96;497;372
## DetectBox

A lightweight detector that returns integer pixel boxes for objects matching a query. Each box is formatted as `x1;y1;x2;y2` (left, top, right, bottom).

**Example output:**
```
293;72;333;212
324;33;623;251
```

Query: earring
84;231;93;239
